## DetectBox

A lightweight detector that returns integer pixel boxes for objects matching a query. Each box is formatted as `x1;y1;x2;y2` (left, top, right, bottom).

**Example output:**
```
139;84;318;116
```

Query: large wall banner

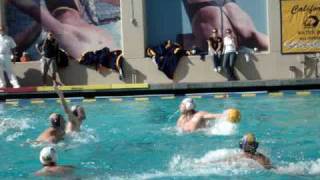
6;0;121;60
147;0;269;52
281;0;320;54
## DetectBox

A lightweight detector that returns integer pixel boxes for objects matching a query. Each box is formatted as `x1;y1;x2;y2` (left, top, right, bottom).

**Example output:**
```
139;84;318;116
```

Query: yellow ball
227;108;241;123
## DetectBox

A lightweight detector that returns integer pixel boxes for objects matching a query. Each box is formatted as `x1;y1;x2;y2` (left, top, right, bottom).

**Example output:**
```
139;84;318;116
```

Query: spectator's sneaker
214;68;218;72
217;66;222;72
13;84;20;89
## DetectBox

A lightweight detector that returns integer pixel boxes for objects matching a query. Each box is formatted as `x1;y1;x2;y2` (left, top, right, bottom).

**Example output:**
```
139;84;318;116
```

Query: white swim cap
181;98;195;111
71;105;78;113
39;146;57;165
70;105;80;116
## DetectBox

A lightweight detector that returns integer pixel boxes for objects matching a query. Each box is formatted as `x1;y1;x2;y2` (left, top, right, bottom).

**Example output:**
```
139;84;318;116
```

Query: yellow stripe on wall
37;85;112;91
37;84;148;92
111;83;149;89
61;85;112;91
37;86;54;91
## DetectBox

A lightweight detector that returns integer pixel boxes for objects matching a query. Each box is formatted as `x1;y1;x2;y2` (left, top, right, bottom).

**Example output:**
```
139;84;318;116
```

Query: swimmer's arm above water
53;83;75;118
200;112;223;120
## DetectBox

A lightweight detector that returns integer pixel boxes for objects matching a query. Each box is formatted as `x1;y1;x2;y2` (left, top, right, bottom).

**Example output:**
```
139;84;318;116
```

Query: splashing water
168;149;262;176
105;149;264;179
275;159;320;175
63;127;99;149
0;118;33;141
204;113;238;135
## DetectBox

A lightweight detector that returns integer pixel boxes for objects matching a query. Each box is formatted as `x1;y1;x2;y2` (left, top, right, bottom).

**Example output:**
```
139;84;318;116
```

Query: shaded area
122;60;147;83
146;0;184;47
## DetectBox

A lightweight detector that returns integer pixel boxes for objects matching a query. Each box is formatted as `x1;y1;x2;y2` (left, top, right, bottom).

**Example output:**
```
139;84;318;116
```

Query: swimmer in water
35;146;74;176
54;82;86;133
36;113;65;143
177;98;224;132
239;133;273;169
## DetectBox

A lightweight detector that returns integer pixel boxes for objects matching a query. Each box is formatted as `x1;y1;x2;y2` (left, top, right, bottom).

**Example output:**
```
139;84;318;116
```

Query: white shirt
0;34;16;55
223;36;236;54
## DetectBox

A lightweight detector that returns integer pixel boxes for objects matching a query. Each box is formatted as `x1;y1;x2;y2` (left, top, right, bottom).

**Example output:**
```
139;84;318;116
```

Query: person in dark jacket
36;32;61;85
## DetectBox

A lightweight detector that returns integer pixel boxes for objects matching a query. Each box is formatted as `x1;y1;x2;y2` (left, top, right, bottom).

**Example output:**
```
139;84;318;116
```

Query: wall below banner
10;52;317;87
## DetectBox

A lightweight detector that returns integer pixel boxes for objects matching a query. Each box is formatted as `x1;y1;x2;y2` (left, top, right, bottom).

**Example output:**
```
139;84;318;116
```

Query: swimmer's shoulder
56;165;75;173
254;152;273;169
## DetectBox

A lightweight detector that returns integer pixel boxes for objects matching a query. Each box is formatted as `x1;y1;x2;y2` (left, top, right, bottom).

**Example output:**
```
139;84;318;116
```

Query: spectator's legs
213;54;219;68
41;57;50;85
49;58;63;85
3;58;20;88
223;52;232;80
213;54;221;72
228;52;238;80
0;57;6;88
50;58;57;82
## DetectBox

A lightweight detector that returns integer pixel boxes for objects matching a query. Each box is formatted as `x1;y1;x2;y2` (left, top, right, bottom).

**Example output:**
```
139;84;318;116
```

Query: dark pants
223;52;238;81
213;53;221;68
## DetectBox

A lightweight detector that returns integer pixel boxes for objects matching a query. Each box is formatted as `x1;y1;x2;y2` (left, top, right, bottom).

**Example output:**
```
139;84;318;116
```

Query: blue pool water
0;93;320;179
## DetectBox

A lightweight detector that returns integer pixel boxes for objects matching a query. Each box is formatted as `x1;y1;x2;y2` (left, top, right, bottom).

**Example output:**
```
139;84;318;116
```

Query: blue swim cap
239;133;259;154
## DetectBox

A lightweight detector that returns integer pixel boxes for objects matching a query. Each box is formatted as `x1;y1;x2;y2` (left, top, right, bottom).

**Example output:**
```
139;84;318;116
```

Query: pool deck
0;78;320;100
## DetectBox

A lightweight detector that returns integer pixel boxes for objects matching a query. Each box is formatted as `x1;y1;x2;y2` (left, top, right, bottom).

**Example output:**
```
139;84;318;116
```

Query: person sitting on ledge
20;51;31;62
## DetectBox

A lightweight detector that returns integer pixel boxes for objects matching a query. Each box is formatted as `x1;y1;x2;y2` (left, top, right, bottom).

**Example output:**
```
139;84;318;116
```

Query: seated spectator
20;51;31;62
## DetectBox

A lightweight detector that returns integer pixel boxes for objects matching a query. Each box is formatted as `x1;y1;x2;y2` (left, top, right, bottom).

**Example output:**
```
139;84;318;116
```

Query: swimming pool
0;91;320;179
